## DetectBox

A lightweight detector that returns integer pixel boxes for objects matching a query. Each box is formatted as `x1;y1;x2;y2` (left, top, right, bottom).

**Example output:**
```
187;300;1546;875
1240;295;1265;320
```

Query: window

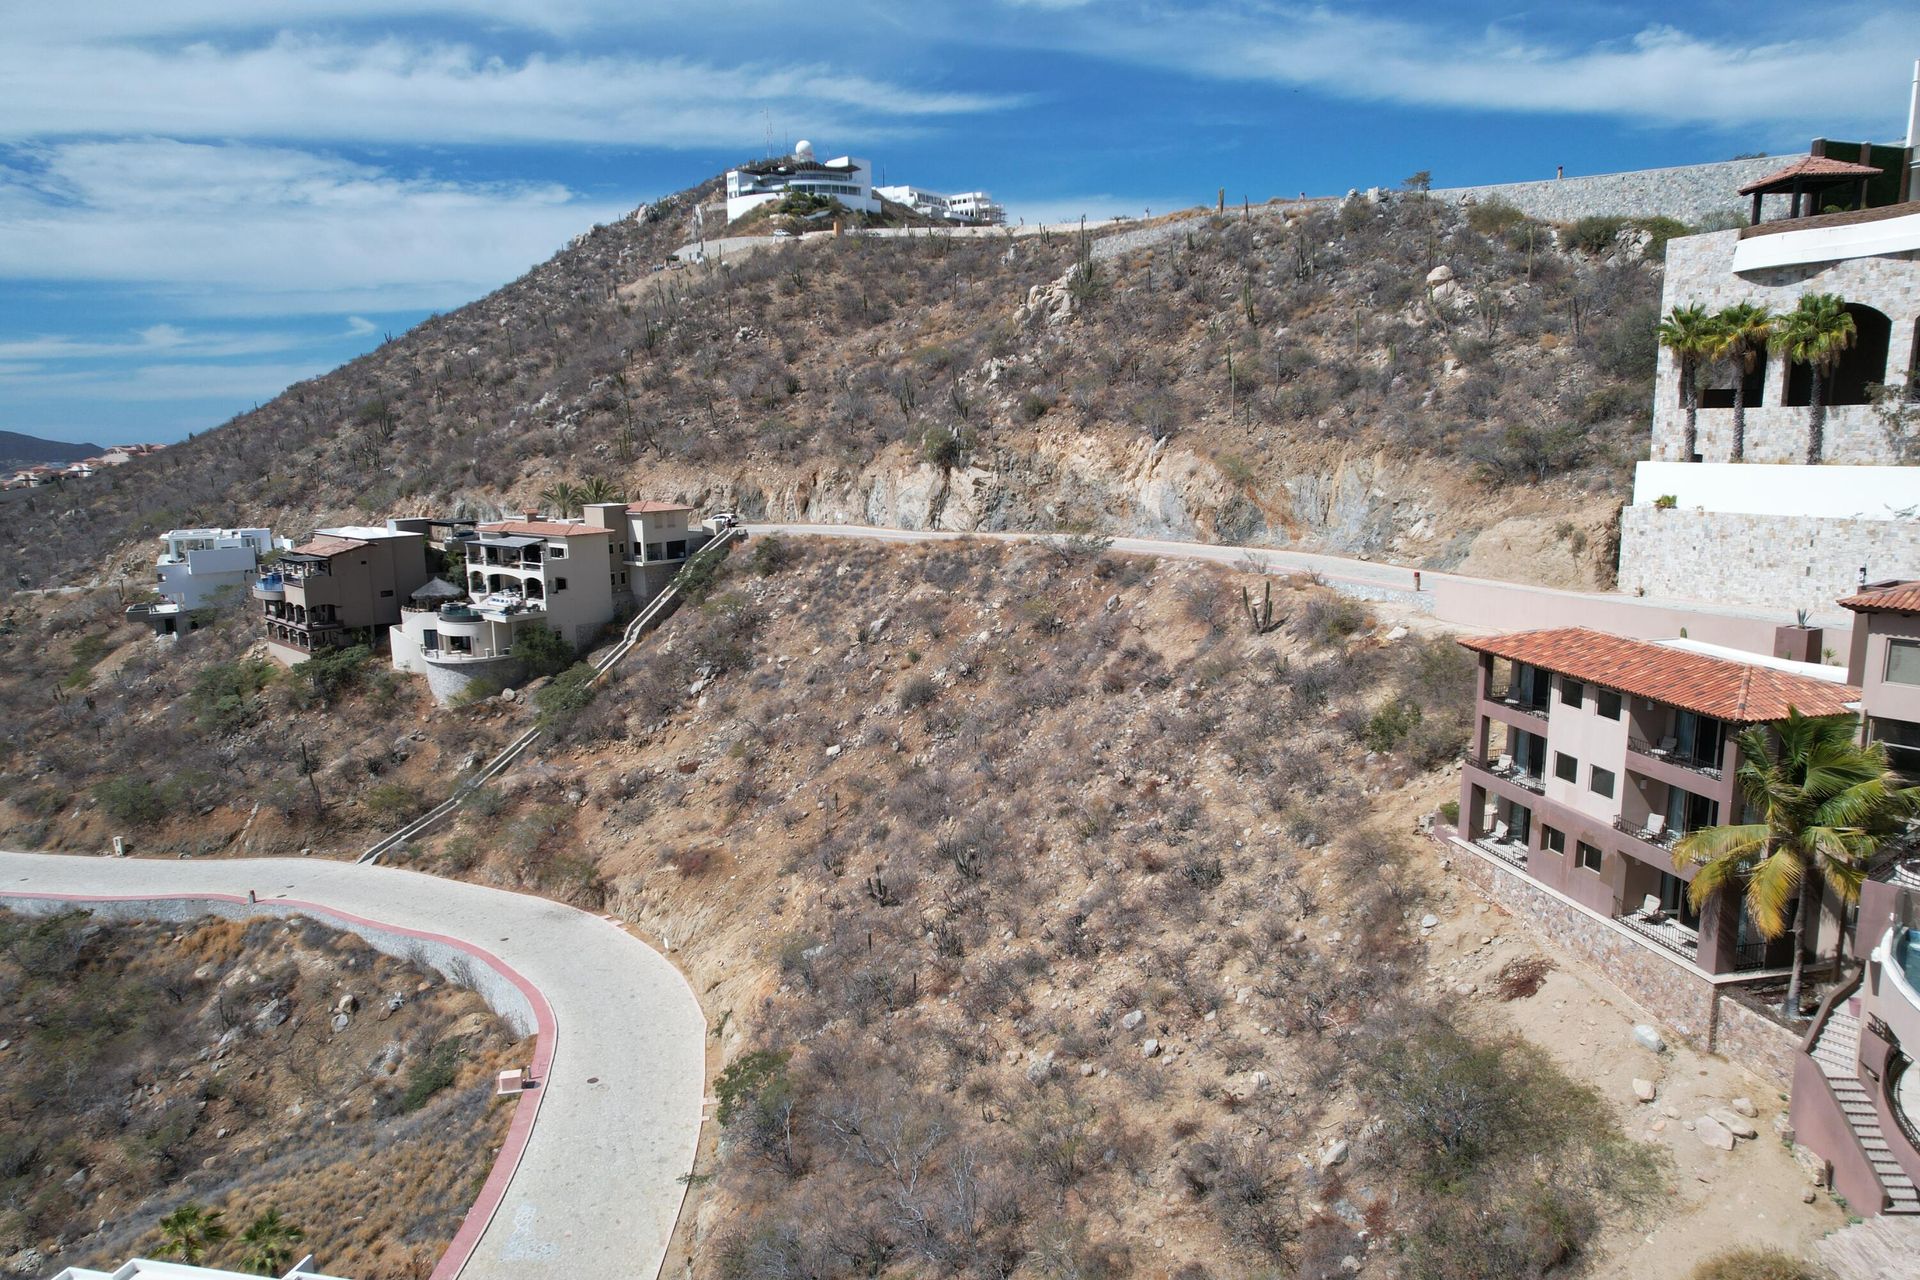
1597;689;1622;720
379;589;394;598
1554;752;1578;783
549;545;567;559
1541;826;1565;855
1888;639;1920;687
1576;842;1603;873
1561;678;1584;707
554;577;568;592
1590;766;1615;799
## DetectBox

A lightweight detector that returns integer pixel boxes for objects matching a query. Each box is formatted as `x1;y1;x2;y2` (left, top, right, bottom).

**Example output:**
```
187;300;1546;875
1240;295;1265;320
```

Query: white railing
359;528;739;864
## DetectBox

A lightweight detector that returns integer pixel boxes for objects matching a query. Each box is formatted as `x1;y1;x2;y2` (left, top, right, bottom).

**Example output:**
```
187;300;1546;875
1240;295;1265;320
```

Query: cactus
1242;580;1283;634
864;871;897;906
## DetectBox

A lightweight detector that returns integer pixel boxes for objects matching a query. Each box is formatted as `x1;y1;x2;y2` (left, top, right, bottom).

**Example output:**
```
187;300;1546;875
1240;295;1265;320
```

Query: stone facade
1444;834;1797;1086
1653;230;1920;466
1428;157;1788;226
1618;507;1920;621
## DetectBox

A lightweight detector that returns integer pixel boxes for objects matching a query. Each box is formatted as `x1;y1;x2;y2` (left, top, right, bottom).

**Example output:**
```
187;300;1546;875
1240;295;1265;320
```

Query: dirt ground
1406;817;1847;1277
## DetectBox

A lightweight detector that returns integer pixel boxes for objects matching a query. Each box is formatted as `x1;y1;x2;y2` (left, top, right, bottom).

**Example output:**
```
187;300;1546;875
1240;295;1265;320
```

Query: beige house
580;500;708;605
255;525;429;665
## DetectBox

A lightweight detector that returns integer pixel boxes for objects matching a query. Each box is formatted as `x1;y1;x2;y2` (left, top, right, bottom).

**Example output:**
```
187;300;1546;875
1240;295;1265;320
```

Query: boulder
1632;1078;1657;1103
1419;914;1440;930
1695;1115;1736;1151
1730;1097;1758;1119
335;993;358;1015
1319;1139;1351;1169
1709;1108;1758;1140
1121;1009;1145;1031
1425;264;1455;286
1141;1039;1161;1059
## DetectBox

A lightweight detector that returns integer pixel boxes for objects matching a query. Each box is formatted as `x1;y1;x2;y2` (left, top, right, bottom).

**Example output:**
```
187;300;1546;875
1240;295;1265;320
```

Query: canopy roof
1738;155;1883;195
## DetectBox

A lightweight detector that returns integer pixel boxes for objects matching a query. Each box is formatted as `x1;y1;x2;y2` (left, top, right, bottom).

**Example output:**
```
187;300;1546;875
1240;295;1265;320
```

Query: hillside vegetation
1;186;1672;595
385;535;1663;1278
0;907;522;1279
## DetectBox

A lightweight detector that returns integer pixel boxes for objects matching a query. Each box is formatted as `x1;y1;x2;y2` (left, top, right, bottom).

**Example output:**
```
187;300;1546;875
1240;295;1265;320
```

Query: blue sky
3;1;1916;447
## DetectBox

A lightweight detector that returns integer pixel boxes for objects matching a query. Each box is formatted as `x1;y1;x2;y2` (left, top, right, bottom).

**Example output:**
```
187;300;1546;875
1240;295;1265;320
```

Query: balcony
1616;909;1701;962
1472;836;1529;869
1464;753;1545;795
252;574;285;600
1486;689;1549;720
1613;815;1681;851
438;605;480;621
1627;735;1722;781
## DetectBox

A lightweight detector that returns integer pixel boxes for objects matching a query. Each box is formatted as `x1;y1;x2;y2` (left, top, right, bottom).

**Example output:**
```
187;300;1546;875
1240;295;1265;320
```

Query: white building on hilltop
875;185;1006;226
725;141;877;223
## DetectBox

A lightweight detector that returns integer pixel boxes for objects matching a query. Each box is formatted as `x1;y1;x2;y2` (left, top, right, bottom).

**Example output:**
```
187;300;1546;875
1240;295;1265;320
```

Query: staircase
1810;1008;1920;1214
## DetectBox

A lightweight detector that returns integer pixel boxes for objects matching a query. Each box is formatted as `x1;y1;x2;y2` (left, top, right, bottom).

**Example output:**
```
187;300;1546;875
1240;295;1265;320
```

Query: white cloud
0;140;626;313
0;359;341;402
0;324;308;361
0;34;1016;147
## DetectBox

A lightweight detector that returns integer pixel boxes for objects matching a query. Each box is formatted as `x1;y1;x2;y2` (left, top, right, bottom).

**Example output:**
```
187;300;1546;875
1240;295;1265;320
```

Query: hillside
0;907;522;1279
0;431;100;470
0;183;1672;596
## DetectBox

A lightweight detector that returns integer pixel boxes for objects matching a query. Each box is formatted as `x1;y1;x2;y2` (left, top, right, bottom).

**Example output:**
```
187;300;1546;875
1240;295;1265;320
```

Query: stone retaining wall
1618;507;1920;620
1443;836;1798;1086
1427;157;1787;226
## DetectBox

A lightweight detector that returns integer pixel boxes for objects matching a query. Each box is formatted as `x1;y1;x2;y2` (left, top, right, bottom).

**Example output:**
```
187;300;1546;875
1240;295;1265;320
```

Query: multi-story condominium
593;499;703;604
1841;579;1920;778
1456;626;1860;976
153;527;279;609
390;516;617;701
255;525;430;665
874;184;1006;225
725;141;877;223
1617;145;1919;617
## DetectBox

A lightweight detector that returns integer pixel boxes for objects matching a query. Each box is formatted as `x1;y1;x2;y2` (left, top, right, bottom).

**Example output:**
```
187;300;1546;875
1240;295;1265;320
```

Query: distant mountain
0;431;101;469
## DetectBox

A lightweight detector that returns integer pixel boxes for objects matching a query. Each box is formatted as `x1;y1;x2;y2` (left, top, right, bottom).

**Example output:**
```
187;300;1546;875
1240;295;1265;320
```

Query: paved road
0;851;704;1280
745;521;1424;594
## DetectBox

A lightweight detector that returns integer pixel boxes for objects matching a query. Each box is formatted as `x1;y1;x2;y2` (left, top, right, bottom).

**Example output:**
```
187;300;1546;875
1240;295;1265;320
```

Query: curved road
0;851;705;1280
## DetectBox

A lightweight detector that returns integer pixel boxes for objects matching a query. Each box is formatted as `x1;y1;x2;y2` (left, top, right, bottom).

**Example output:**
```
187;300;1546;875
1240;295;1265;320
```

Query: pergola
1738;155;1884;225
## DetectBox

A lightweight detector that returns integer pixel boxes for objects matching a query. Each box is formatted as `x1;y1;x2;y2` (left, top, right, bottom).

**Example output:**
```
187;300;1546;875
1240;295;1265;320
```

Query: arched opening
524;579;545;599
1789;303;1892;406
292;605;306;624
469;572;485;593
1699;358;1766;410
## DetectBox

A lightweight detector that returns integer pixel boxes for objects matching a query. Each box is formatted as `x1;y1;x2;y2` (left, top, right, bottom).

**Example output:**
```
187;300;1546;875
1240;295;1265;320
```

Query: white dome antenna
793;139;814;161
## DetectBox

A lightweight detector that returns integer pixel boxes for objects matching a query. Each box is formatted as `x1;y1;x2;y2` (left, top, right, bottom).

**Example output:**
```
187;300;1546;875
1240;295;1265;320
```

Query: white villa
154;528;282;609
875;185;1005;226
54;1257;349;1280
725;142;877;223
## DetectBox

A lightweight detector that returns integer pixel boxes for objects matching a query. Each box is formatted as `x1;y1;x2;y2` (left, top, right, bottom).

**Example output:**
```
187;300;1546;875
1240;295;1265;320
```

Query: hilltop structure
725;141;877;223
1616;145;1920;620
874;184;1005;225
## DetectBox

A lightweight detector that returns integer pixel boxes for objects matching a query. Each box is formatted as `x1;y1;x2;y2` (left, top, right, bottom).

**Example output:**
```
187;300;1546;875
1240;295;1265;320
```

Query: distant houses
7;442;168;490
723;140;1003;228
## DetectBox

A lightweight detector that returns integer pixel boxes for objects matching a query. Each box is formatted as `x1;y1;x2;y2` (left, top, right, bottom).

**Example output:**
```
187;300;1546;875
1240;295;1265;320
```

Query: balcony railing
1616;910;1700;961
1486;690;1550;718
438;605;480;621
1472;837;1529;869
1464;753;1545;794
1612;815;1681;850
252;574;285;598
1626;735;1723;781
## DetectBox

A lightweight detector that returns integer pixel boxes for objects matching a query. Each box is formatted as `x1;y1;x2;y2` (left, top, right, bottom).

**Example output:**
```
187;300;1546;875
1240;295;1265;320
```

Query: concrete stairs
1810;1010;1920;1214
1814;1212;1920;1280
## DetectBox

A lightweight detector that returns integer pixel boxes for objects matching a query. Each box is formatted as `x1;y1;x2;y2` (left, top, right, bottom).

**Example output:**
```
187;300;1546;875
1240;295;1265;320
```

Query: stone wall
1618;507;1920;620
1445;835;1719;1043
1443;835;1798;1086
1711;993;1802;1091
1653;231;1920;466
1427;157;1787;226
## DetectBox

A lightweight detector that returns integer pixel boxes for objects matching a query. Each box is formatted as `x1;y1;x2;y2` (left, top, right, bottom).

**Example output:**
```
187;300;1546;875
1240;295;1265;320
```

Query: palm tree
578;475;624;506
1674;710;1918;1019
1711;302;1773;461
1657;304;1718;462
537;481;582;517
239;1207;304;1276
157;1203;229;1264
1776;293;1856;465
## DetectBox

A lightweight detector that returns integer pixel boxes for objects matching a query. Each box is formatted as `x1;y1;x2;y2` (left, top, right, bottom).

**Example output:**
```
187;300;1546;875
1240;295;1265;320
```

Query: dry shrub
1494;955;1554;1001
1687;1249;1823;1280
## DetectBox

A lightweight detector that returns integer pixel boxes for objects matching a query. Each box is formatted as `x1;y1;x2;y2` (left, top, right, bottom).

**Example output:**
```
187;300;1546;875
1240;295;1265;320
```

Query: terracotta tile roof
477;520;613;538
1839;581;1920;614
627;500;695;513
1459;627;1859;723
290;535;370;557
1738;155;1883;194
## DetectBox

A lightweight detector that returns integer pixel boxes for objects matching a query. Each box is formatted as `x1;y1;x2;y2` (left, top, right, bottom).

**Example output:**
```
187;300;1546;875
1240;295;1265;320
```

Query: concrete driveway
0;851;705;1280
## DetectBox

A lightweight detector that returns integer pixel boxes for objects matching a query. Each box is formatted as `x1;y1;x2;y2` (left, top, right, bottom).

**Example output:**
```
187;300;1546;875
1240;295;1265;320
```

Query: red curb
0;890;556;1280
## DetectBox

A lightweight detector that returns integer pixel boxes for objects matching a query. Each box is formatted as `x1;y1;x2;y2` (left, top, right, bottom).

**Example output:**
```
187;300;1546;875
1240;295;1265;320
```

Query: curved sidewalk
0;852;705;1280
